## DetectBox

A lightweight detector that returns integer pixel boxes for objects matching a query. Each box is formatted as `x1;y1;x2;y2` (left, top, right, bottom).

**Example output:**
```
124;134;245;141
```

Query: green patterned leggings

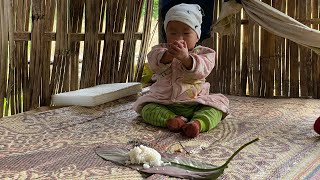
141;103;222;132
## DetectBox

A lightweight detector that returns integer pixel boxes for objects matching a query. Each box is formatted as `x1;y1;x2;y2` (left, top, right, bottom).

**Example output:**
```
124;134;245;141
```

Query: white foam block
52;82;142;106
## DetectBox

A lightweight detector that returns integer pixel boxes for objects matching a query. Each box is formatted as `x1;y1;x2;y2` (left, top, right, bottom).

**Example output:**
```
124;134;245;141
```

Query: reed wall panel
0;0;319;117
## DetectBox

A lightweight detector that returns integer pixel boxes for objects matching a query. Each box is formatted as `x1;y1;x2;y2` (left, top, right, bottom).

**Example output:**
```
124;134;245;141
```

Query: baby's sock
182;120;201;138
166;116;187;132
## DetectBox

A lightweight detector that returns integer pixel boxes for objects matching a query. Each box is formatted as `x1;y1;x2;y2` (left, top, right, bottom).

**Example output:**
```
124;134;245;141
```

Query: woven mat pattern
0;95;319;179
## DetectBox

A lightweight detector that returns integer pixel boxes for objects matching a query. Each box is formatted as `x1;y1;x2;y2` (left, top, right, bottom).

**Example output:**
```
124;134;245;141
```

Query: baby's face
166;21;199;50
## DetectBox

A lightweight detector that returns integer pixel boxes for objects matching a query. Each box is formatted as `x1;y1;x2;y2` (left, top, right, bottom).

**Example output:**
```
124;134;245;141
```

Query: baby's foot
166;116;187;132
182;120;200;138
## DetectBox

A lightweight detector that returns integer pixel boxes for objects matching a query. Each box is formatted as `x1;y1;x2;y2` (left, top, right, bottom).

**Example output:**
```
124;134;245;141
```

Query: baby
133;3;229;138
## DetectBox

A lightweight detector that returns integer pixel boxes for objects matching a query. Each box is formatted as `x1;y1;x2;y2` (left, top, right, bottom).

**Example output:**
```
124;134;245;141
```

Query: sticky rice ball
127;145;164;168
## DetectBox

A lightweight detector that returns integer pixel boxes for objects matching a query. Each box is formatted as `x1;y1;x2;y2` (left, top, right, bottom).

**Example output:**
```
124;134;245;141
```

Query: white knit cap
164;3;203;38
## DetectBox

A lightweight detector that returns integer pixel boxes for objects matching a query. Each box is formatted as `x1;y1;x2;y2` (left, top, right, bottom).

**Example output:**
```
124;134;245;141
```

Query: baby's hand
168;40;189;61
168;40;193;70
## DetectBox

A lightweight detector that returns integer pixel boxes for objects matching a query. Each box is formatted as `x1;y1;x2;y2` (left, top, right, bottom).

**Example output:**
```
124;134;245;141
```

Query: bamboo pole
22;0;31;112
288;0;299;97
80;0;101;88
248;15;254;96
227;34;234;95
96;0;107;83
252;20;260;96
29;0;45;109
5;0;16;115
99;0;116;84
306;0;313;97
134;0;154;82
117;0;139;82
261;0;274;98
274;0;285;97
298;0;309;97
241;11;249;96
208;0;220;93
69;0;85;91
0;0;9;117
41;0;56;106
13;0;29;114
235;13;241;95
60;0;70;93
217;0;222;93
312;0;320;98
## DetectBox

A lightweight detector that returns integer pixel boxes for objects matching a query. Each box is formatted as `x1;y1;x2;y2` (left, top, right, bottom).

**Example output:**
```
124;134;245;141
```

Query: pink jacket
133;44;229;117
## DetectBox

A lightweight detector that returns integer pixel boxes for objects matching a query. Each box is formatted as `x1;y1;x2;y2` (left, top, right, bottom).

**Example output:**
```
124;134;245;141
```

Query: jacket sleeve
147;44;171;75
182;46;216;80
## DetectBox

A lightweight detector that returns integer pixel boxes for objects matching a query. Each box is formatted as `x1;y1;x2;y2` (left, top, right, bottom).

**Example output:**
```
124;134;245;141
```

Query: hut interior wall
0;0;319;117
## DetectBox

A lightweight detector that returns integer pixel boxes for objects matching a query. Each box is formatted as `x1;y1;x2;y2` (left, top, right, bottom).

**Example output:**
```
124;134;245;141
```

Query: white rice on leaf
126;145;164;168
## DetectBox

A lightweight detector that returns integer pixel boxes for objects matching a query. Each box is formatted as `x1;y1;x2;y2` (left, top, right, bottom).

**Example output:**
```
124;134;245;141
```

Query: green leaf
95;138;259;179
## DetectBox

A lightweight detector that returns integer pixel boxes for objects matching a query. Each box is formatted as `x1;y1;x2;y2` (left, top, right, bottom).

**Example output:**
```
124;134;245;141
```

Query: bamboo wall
207;0;320;99
0;0;153;117
0;0;319;117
